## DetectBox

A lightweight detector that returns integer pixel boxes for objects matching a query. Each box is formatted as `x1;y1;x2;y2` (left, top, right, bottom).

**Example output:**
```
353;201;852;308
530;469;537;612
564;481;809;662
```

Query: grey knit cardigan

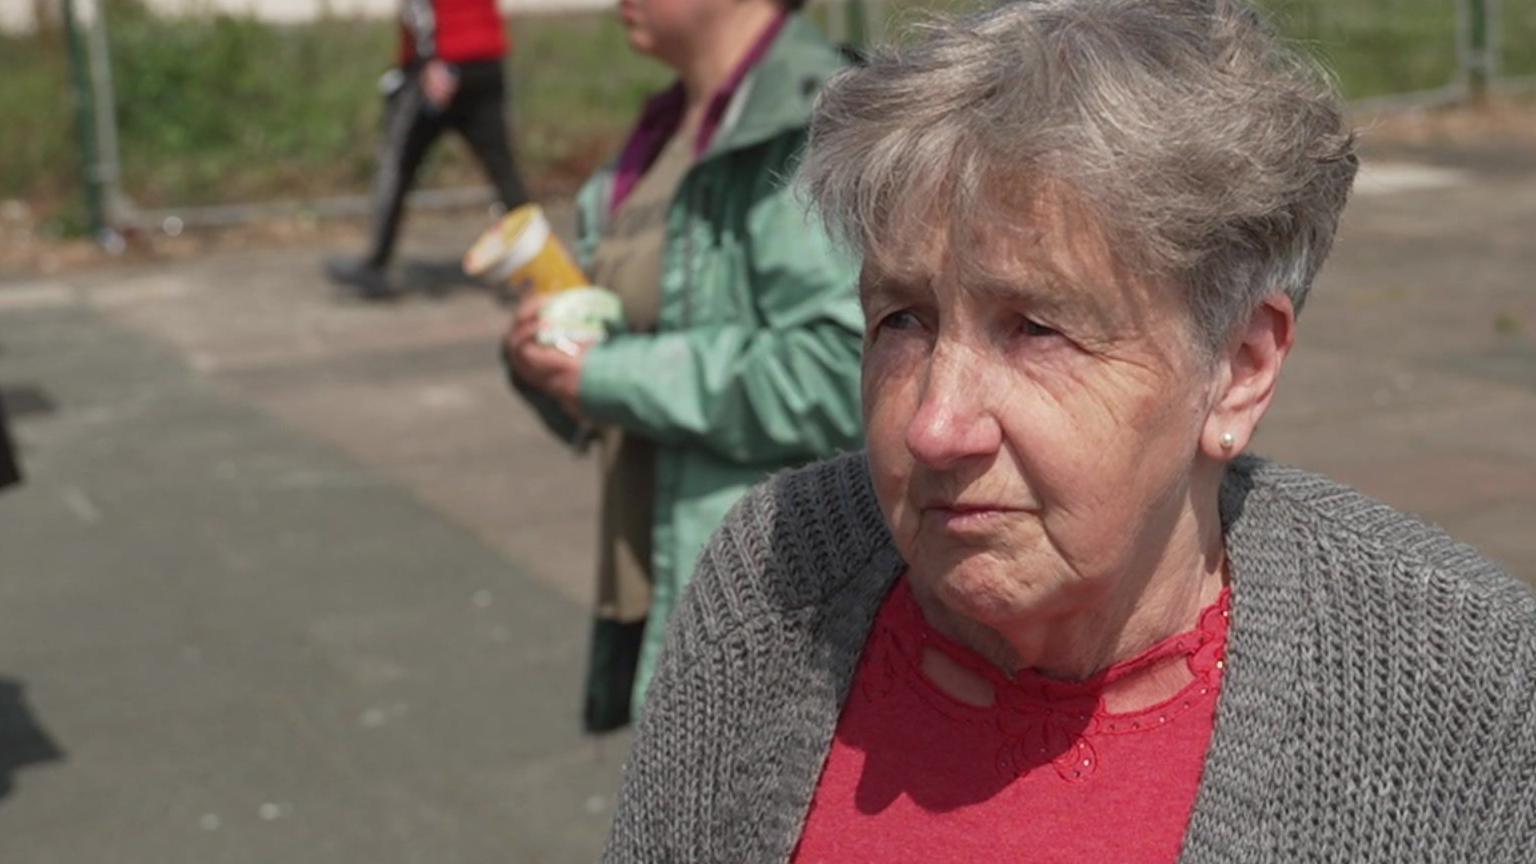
602;453;1536;862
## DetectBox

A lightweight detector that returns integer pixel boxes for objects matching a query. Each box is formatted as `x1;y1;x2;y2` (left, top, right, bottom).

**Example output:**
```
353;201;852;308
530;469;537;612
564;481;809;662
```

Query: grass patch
2;0;1533;221
1258;0;1460;99
0;0;666;214
512;14;671;175
108;2;394;205
1499;0;1536;79
0;27;75;205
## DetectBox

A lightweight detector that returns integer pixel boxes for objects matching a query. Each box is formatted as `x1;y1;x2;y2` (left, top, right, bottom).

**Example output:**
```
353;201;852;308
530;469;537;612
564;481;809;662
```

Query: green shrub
0;27;74;202
1260;0;1460;99
1500;0;1536;79
107;0;394;204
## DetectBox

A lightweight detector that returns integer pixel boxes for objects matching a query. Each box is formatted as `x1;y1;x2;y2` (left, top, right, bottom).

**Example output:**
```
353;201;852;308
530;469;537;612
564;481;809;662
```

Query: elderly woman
600;0;1536;861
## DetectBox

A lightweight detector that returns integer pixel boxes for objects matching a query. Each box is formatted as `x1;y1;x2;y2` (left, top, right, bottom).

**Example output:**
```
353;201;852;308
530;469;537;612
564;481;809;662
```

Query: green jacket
516;16;864;729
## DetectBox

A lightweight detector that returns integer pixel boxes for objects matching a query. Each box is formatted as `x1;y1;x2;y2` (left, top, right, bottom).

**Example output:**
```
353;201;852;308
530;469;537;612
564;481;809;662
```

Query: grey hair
800;0;1358;356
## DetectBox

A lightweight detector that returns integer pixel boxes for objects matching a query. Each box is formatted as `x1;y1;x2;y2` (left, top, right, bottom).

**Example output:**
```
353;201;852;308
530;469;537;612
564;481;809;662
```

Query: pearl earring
1220;432;1236;451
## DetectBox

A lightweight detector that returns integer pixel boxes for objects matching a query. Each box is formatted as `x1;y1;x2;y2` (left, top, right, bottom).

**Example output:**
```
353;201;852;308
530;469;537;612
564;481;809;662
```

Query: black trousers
365;59;530;267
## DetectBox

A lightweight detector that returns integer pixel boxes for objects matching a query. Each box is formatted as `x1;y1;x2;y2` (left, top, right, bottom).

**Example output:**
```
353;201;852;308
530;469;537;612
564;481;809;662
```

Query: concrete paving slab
0;303;625;864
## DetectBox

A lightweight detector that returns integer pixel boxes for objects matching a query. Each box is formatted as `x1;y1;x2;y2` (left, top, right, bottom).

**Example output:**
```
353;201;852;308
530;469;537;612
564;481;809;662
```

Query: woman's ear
1200;293;1296;461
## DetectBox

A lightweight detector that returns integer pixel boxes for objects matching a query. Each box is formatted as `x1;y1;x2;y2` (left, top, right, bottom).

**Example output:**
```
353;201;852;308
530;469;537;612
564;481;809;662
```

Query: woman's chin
923;565;1038;629
619;24;654;56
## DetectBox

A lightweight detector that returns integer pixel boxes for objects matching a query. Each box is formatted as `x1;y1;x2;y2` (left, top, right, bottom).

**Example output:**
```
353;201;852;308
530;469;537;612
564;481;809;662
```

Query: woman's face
618;0;725;61
862;200;1222;637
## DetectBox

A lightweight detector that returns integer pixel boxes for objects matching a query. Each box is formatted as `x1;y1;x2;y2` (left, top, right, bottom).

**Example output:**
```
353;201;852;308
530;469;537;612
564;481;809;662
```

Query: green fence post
63;0;105;237
1468;0;1490;103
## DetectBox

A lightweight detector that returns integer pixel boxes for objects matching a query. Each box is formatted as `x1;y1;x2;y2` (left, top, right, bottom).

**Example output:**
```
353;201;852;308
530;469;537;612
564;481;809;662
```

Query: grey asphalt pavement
0;211;626;864
1;144;1534;863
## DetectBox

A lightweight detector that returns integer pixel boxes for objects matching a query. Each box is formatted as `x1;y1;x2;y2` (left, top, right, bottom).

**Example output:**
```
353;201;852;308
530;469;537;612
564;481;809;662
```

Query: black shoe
325;256;394;300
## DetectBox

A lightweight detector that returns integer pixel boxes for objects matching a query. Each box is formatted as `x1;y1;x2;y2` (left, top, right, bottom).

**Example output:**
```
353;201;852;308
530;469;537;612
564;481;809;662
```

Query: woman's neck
675;3;782;116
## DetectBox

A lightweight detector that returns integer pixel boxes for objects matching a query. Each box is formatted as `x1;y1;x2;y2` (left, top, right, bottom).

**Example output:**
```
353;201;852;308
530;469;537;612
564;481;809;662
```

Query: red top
399;0;507;66
792;579;1230;863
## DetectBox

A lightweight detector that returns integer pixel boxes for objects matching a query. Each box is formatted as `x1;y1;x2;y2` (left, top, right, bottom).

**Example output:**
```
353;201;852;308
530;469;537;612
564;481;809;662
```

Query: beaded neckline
859;578;1231;782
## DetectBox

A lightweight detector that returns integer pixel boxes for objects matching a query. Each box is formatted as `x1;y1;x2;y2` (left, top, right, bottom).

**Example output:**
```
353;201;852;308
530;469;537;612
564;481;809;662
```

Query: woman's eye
879;310;923;332
1021;318;1060;339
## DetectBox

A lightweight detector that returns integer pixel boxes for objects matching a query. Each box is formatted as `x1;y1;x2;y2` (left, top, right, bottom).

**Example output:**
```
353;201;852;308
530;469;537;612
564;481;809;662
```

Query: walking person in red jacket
327;0;531;299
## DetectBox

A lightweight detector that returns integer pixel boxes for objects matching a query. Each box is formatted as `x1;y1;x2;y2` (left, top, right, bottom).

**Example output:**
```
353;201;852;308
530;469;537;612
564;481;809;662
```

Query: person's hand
504;293;590;418
421;59;459;110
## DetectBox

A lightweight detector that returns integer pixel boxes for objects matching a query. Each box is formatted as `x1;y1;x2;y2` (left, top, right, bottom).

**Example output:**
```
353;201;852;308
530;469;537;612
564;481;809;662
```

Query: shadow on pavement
398;258;505;301
0;383;58;419
0;390;21;490
0;678;64;803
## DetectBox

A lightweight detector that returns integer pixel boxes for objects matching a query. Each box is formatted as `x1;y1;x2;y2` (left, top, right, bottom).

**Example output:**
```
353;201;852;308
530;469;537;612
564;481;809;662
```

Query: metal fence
41;0;1536;247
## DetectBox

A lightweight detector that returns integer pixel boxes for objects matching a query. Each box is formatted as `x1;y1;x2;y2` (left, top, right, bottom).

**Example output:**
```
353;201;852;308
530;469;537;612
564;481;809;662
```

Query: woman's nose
903;348;1003;469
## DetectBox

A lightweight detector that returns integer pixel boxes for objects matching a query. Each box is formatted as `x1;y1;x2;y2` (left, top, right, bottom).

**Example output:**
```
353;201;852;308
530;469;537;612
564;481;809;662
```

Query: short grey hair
800;0;1359;355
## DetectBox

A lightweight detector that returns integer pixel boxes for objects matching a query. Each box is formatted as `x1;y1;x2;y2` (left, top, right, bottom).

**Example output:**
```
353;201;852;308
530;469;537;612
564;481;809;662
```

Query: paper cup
463;203;587;296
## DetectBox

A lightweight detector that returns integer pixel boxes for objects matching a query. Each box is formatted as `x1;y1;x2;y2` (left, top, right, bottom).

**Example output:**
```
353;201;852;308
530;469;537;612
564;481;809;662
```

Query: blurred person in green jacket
503;0;862;732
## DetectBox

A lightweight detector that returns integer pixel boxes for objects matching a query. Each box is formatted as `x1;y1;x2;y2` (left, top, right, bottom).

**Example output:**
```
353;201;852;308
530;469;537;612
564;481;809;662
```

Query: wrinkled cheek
1018;409;1192;583
860;345;896;420
861;346;917;454
993;404;1077;511
1002;380;1152;517
862;345;922;546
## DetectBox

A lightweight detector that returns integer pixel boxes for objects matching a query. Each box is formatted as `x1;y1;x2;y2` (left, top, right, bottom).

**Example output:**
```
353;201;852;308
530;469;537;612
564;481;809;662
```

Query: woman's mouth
922;504;1020;535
